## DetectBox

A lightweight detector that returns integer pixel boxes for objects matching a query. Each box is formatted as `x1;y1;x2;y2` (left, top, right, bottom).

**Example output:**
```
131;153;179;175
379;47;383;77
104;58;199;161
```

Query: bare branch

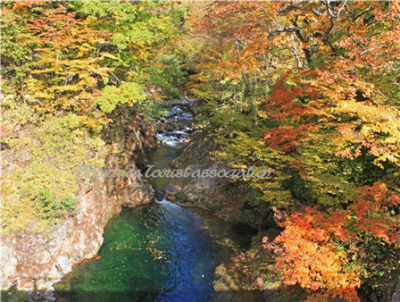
291;33;302;68
337;0;348;17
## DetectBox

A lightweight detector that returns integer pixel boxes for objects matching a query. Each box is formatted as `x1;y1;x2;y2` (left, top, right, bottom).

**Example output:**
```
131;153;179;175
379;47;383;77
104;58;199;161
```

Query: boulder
167;106;183;118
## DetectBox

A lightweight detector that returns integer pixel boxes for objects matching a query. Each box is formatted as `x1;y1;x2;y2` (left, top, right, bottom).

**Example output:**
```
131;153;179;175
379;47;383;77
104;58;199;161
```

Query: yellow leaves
17;4;117;116
95;81;145;113
100;53;122;61
79;116;104;130
321;96;400;167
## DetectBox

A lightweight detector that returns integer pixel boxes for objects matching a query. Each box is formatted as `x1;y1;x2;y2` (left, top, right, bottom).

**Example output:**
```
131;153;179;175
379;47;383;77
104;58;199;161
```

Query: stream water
54;104;262;302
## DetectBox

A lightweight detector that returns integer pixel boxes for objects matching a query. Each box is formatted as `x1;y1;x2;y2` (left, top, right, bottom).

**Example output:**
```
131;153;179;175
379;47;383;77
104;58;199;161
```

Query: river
53;105;263;302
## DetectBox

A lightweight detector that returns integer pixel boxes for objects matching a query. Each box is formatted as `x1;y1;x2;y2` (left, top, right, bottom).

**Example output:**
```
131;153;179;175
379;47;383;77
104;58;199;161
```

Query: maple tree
190;0;400;169
266;182;399;301
187;0;400;300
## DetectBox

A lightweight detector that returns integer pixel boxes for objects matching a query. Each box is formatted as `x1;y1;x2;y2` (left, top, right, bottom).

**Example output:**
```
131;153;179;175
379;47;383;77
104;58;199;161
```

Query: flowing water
54;105;262;302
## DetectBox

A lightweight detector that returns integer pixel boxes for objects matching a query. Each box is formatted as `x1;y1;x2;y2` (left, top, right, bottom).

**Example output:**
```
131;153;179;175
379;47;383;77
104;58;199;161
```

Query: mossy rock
174;191;191;203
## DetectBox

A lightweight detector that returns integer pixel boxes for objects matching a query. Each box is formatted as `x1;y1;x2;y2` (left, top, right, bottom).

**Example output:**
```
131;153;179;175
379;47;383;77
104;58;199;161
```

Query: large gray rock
166;106;183;118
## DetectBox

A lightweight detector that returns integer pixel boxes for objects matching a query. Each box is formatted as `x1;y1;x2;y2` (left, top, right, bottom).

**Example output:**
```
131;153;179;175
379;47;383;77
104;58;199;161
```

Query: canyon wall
0;113;157;298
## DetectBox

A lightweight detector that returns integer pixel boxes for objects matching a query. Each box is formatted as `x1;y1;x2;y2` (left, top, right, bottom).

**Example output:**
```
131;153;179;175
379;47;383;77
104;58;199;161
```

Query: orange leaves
9;0;45;11
269;208;361;300
266;71;319;119
322;210;350;242
263;124;315;153
26;7;106;54
364;182;400;207
323;182;399;245
265;56;400;167
262;72;319;153
302;289;360;302
266;182;399;301
348;182;400;245
255;1;400;168
15;3;111;119
188;2;400;299
266;88;308;123
190;1;295;82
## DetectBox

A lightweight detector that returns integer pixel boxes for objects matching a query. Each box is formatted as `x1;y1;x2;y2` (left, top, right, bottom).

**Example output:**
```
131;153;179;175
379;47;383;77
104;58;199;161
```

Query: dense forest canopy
1;1;399;301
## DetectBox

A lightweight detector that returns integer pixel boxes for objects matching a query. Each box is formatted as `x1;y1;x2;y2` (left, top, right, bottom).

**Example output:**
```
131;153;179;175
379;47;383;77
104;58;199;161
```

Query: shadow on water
145;142;184;191
1;289;263;302
52;202;262;302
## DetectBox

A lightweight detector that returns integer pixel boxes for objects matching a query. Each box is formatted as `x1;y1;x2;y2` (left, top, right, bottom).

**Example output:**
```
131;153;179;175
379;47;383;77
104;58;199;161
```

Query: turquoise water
54;137;262;302
54;202;260;302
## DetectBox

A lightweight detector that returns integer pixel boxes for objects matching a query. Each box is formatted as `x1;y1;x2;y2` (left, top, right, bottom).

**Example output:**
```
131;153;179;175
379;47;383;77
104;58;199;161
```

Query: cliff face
0;113;157;295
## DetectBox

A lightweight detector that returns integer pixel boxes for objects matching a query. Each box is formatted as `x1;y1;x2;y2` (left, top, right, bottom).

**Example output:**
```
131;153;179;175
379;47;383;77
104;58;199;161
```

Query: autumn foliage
187;0;400;300
1;1;185;232
1;0;400;299
262;71;319;153
266;182;399;301
266;216;362;302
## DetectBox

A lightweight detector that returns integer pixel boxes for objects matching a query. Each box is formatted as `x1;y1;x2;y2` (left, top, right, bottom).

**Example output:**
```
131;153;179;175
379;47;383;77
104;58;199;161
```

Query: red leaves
263;124;315;153
322;210;350;242
351;201;370;222
265;75;317;124
24;4;107;56
348;182;400;245
266;182;399;300
262;73;319;153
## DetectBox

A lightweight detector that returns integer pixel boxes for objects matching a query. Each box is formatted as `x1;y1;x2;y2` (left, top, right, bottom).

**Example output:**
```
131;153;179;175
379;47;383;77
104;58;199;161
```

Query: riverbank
1;108;158;301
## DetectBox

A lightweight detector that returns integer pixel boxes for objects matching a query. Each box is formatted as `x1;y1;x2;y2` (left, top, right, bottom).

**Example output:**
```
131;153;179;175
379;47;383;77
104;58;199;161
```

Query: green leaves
95;82;145;113
0;5;32;64
1;109;106;233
